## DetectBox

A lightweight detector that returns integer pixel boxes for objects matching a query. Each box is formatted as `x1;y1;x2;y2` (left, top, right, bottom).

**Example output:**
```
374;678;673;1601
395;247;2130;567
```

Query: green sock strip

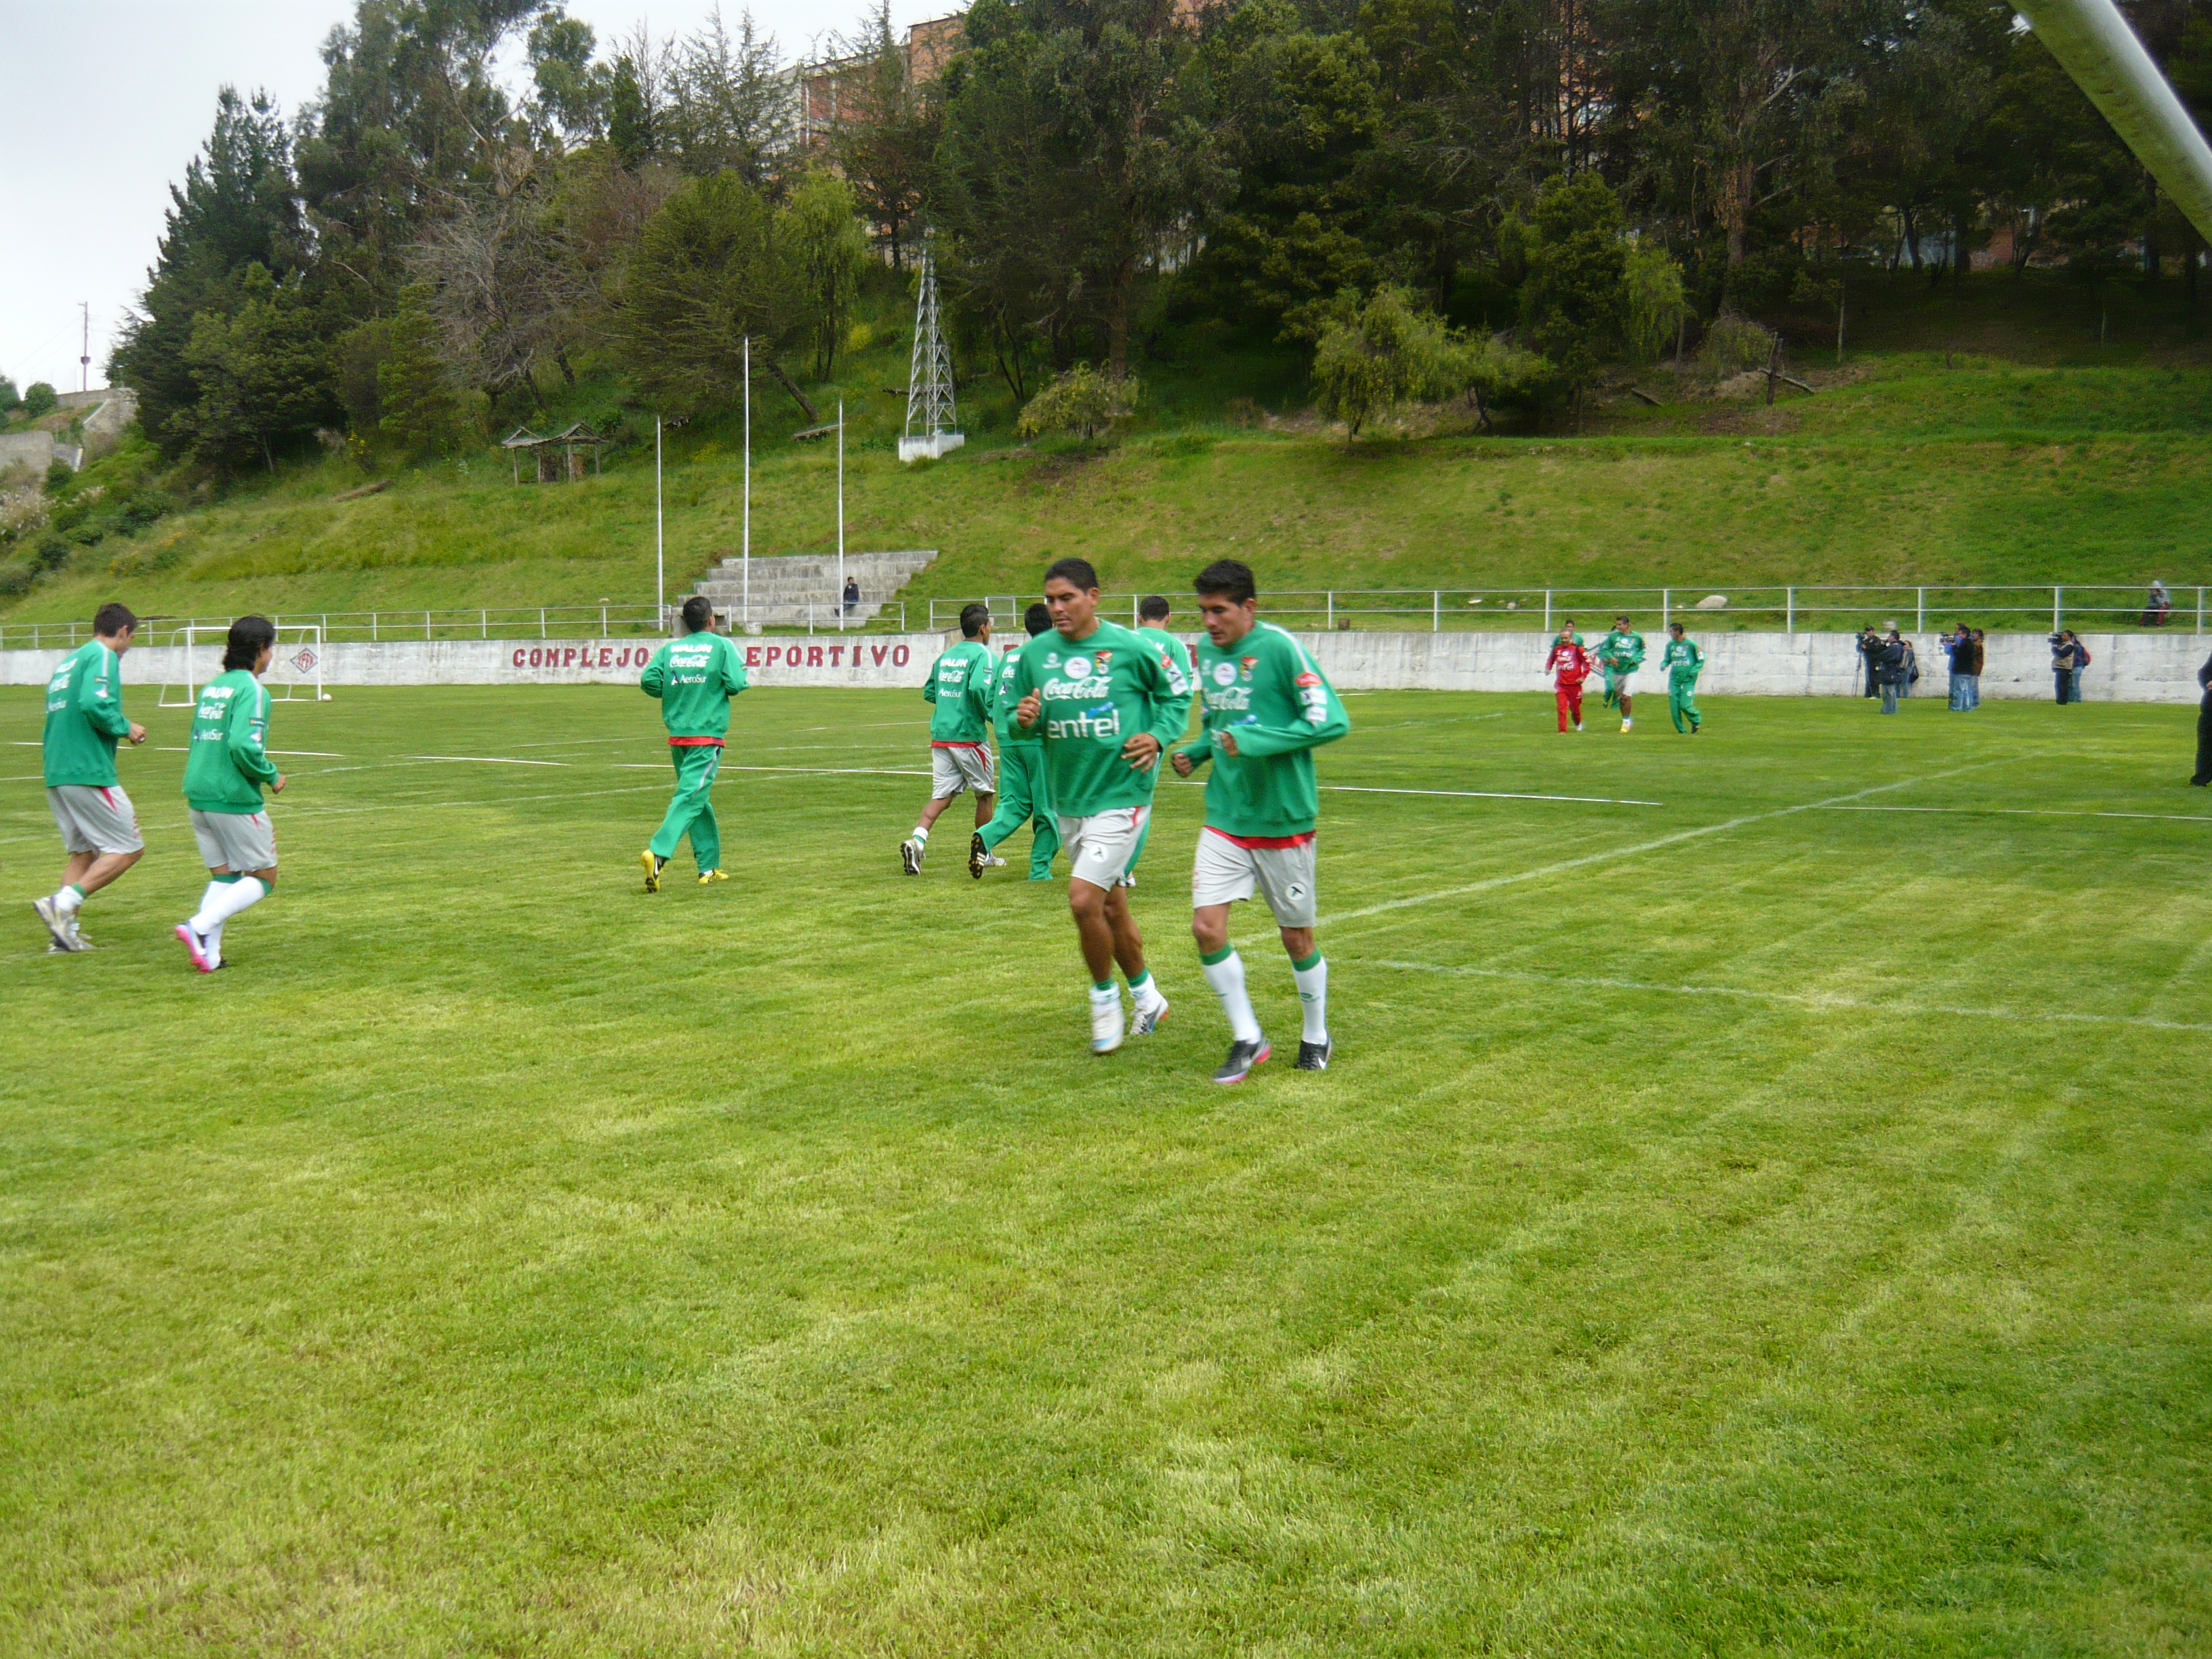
1092;979;1115;994
1291;950;1322;972
213;872;243;885
1200;945;1234;966
66;884;85;900
1126;970;1151;991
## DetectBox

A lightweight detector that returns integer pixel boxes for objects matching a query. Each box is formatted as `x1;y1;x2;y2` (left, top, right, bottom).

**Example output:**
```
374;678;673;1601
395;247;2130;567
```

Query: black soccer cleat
969;831;989;878
1294;1038;1333;1071
1212;1036;1271;1085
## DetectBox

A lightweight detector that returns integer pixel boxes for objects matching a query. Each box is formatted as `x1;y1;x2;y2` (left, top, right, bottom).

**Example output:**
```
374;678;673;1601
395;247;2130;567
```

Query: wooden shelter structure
499;422;610;483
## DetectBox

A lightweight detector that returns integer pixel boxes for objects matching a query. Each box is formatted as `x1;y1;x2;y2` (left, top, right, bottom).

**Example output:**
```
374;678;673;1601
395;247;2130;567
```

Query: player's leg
1026;752;1060;879
689;748;724;881
1191;831;1269;1082
1555;686;1569;732
1253;842;1328;1069
1618;680;1634;731
648;747;709;889
974;748;1031;859
1106;810;1166;1029
1568;682;1584;731
907;748;968;872
179;811;276;970
1063;810;1153;1052
1683;683;1701;732
37;788;144;951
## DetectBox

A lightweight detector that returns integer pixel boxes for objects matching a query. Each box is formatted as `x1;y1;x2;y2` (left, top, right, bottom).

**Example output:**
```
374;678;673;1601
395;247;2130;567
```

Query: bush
31;533;73;573
43;460;73;495
1698;312;1776;374
22;382;58;418
1016;365;1142;442
0;377;19;411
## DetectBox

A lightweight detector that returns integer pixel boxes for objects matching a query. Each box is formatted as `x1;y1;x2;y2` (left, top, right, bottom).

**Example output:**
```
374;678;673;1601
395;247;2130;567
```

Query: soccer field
3;682;2207;1655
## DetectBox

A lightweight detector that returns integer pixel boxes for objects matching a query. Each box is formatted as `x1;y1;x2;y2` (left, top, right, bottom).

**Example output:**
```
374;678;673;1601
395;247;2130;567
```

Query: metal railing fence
0;598;908;651
933;586;2212;636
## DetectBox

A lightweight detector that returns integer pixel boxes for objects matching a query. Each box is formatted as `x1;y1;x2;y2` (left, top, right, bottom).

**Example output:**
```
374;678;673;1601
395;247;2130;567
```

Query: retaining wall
0;630;2203;701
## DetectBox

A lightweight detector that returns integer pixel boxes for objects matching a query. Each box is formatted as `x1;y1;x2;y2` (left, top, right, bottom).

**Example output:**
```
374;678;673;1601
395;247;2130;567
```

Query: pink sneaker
176;922;216;972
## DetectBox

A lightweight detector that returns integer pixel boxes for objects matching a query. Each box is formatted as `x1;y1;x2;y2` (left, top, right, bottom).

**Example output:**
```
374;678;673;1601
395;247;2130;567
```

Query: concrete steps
693;549;937;630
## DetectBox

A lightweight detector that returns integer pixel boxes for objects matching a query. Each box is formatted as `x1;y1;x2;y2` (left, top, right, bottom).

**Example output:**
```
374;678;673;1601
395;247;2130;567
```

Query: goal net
159;623;329;708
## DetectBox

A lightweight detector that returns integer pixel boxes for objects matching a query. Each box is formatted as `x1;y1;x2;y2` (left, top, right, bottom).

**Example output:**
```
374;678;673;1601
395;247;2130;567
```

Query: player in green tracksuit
1129;594;1200;887
903;603;998;874
175;615;287;972
638;596;750;891
1662;623;1704;733
970;602;1060;880
1172;560;1351;1082
33;602;149;953
1596;615;1645;731
1009;557;1193;1054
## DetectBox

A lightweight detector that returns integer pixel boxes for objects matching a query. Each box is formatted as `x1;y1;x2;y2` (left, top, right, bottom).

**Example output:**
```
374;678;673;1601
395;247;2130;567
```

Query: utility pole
836;398;845;631
79;302;90;393
742;336;751;628
655;417;665;630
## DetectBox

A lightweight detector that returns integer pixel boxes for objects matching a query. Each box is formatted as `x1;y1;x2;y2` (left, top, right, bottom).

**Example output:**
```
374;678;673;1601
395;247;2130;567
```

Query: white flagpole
836;398;846;632
743;337;751;628
655;416;665;631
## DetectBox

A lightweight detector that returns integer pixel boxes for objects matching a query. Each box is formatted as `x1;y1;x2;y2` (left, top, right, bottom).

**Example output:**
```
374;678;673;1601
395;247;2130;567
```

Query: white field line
1365;957;2212;1036
403;755;572;766
1324;785;1662;806
614;763;933;778
268;750;344;758
1319;767;1994;927
1820;804;2212;825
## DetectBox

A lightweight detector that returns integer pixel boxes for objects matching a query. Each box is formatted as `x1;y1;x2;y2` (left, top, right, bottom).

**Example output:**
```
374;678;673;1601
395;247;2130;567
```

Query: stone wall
1;630;2203;701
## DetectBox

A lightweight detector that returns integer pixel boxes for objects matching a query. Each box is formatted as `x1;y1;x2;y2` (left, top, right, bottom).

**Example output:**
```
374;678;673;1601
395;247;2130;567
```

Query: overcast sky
0;0;953;396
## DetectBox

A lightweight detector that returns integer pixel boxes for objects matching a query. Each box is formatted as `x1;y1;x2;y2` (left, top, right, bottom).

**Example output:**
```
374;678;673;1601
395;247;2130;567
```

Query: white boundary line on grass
1364;958;2212;1036
611;762;934;777
1820;803;2212;825
1324;785;1662;806
1319;767;1994;926
403;755;572;766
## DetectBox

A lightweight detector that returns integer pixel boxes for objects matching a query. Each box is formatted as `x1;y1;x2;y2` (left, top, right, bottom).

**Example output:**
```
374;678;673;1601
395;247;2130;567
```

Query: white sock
912;825;929;842
1202;949;1262;1043
54;884;84;915
1292;955;1329;1044
191;876;267;936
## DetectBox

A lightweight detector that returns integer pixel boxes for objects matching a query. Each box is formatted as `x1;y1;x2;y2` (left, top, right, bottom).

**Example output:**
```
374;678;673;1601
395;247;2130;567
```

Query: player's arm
964;652;997;726
79;650;136;741
1012;649;1042;729
639;644;668;699
1153;642;1195;747
718;637;749;698
921;652;941;705
228;686;281;790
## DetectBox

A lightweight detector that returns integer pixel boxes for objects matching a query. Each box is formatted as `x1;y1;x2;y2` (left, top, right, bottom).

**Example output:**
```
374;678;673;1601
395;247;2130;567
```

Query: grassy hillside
7;271;2211;633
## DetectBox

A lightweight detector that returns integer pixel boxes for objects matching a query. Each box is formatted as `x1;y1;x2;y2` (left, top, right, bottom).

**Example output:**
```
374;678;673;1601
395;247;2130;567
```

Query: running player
1010;558;1191;1053
1544;624;1593;733
970;602;1061;880
1127;594;1200;887
1662;621;1705;734
903;602;997;874
1172;560;1350;1081
176;615;285;972
1597;614;1644;731
34;602;148;953
638;595;749;891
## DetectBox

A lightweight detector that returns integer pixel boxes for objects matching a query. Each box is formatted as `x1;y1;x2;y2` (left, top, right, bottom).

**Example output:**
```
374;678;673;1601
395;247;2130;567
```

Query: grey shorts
1059;805;1149;891
1192;827;1318;928
930;743;996;799
48;785;144;856
189;808;278;873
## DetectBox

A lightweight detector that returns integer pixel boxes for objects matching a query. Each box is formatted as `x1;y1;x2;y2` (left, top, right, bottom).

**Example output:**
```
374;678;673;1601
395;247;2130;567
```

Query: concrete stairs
691;549;937;630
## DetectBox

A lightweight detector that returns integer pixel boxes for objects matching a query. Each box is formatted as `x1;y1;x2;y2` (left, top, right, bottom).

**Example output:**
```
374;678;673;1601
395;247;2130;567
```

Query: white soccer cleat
1090;992;1126;1054
32;896;78;951
1621;718;1633;732
1131;985;1170;1036
982;854;1007;868
901;837;923;876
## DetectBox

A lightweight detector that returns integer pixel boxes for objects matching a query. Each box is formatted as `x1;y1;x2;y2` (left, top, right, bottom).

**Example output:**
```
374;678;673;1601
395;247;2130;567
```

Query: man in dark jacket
1858;627;1884;698
2193;651;2212;786
1876;630;1908;715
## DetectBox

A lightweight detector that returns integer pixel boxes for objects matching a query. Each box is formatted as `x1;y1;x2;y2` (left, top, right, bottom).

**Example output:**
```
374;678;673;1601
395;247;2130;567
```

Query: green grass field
3;683;2209;1655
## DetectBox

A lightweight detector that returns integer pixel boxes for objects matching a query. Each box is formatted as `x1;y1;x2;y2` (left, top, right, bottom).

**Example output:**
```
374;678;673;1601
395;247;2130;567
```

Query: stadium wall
0;630;2205;701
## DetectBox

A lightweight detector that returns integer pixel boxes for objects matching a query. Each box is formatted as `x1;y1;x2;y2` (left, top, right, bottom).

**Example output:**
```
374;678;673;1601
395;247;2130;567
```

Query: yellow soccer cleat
640;850;661;893
697;869;729;884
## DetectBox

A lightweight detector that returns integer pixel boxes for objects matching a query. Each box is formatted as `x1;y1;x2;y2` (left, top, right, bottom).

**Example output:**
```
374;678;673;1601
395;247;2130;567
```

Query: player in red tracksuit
1544;628;1593;732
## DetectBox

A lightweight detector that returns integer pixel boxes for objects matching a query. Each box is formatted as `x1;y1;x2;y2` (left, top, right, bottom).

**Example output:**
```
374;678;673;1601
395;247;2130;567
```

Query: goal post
159;623;329;708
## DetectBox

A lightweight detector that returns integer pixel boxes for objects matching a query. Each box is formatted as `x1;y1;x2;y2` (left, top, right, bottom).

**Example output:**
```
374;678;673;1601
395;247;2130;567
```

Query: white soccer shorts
1191;827;1318;928
930;743;996;799
48;784;144;856
188;808;278;873
1059;804;1149;891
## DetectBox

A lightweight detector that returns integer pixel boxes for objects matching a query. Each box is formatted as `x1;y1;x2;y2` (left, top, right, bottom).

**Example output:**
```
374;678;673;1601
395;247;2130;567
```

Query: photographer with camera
2051;630;2088;705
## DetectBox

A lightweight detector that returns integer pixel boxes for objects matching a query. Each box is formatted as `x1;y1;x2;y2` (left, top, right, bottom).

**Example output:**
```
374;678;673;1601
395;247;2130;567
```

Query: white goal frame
159;623;329;708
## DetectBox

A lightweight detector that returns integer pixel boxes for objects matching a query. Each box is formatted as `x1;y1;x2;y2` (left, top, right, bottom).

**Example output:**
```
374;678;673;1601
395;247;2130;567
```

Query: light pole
742;337;751;628
836;398;846;632
655;416;665;631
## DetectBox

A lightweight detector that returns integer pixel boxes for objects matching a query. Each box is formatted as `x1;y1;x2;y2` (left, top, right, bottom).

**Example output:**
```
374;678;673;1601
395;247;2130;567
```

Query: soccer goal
158;623;330;708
